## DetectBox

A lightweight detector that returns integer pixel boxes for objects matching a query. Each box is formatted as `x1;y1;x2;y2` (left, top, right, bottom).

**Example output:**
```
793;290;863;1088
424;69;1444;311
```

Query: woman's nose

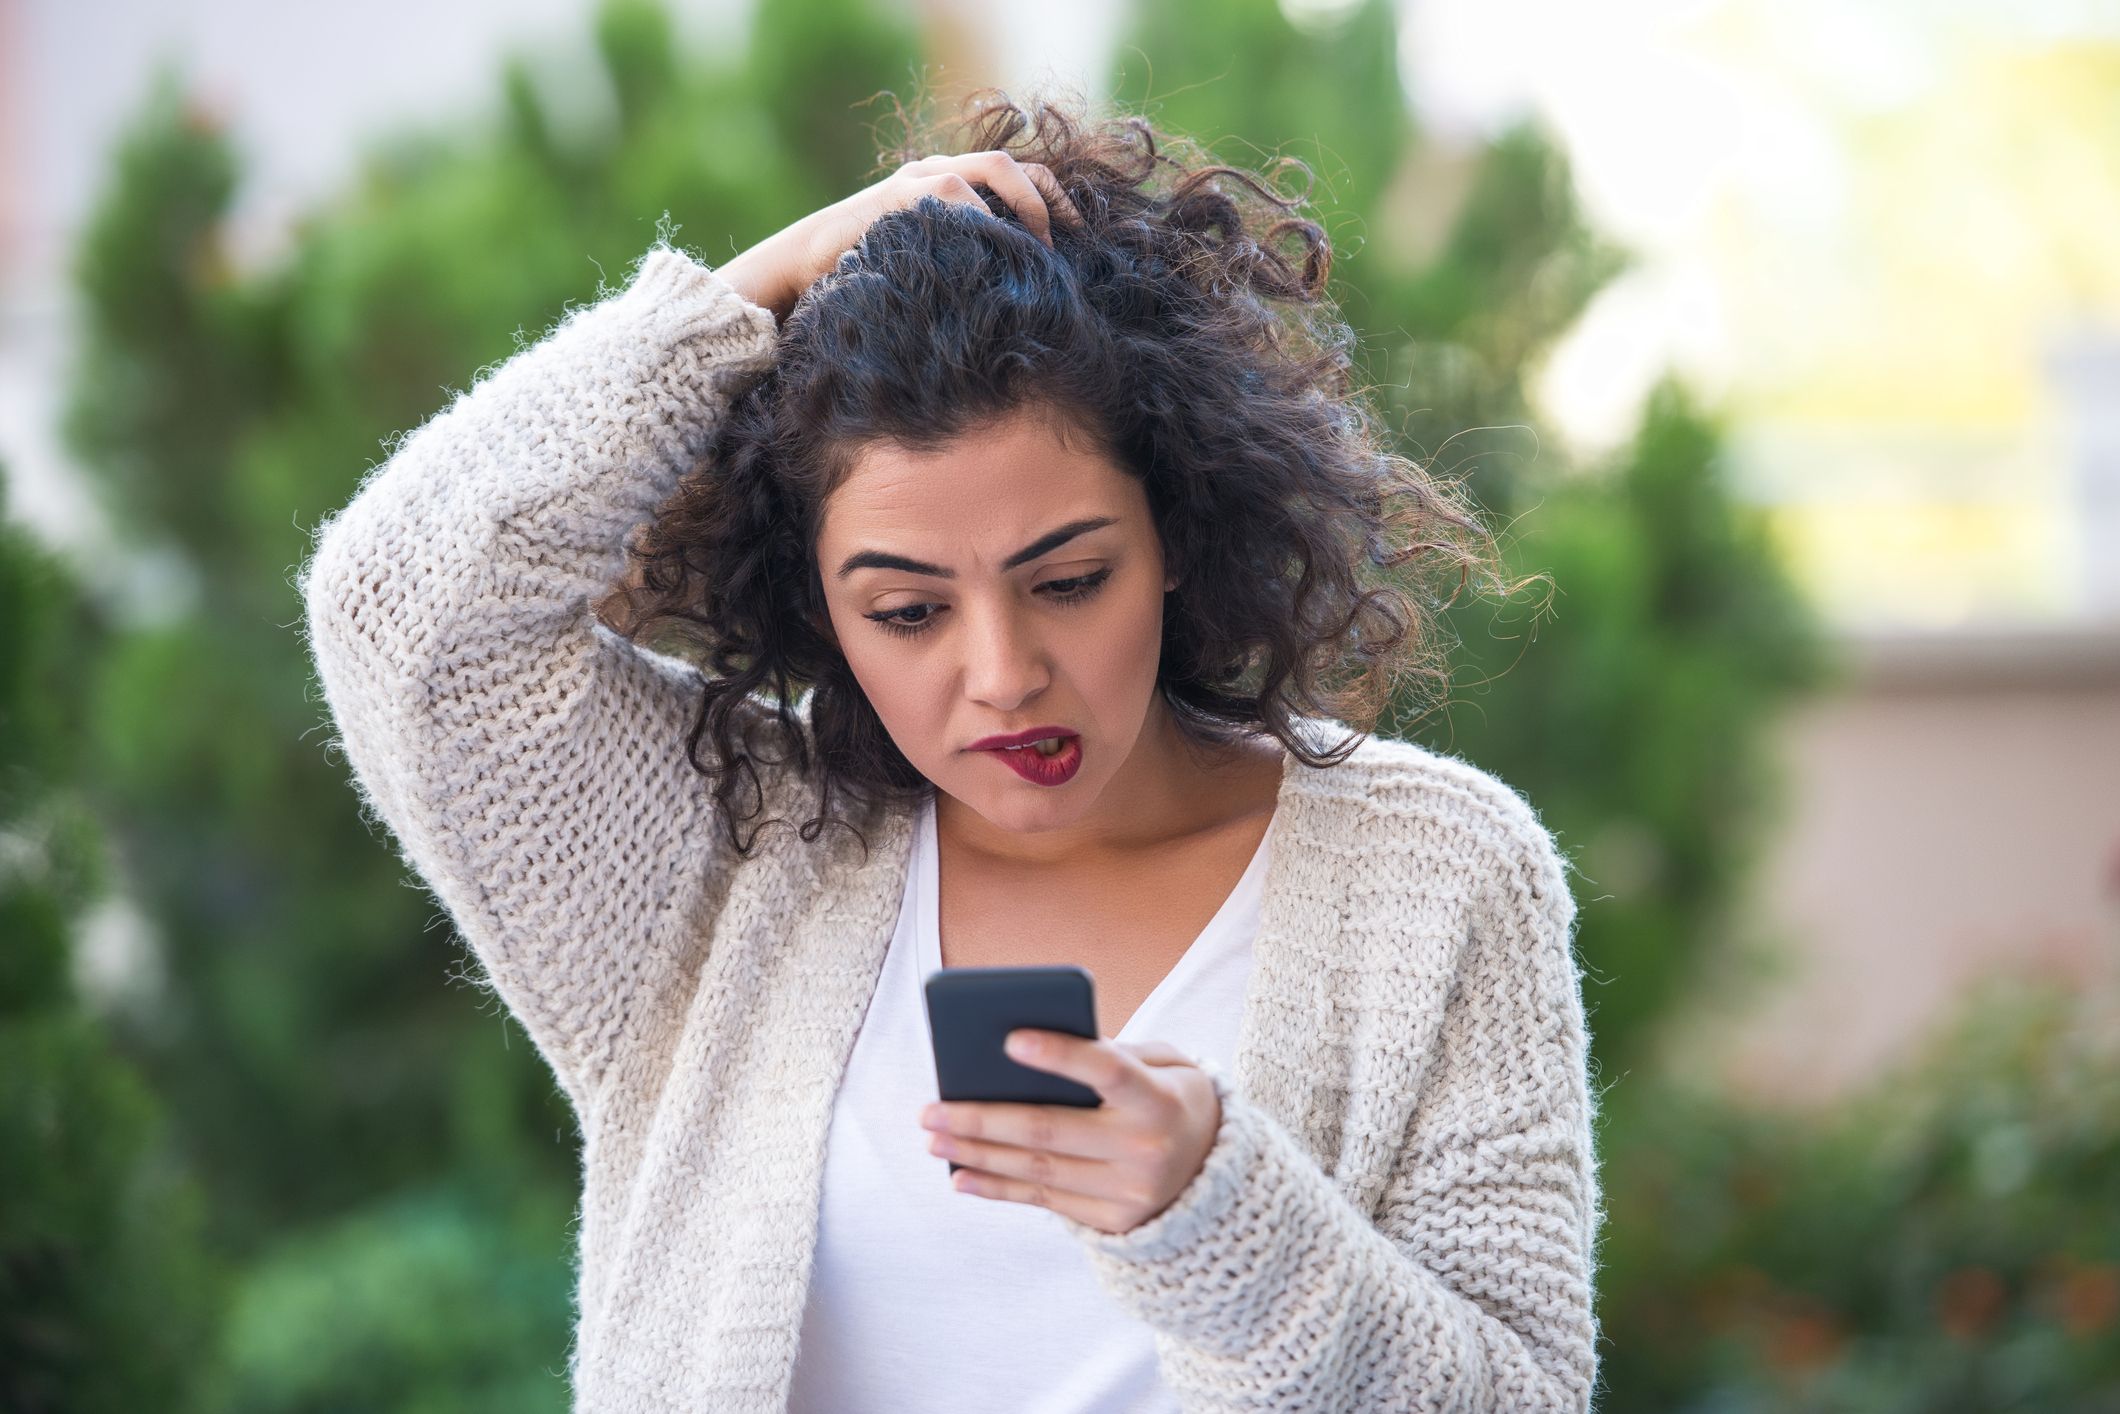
962;606;1050;708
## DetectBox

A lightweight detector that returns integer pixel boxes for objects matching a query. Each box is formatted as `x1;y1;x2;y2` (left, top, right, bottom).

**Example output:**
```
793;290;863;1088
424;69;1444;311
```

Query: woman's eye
861;567;1113;640
864;602;941;640
1039;569;1111;603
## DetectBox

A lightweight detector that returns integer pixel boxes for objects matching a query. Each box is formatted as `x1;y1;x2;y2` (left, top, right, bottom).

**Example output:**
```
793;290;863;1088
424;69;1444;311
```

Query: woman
300;88;1602;1413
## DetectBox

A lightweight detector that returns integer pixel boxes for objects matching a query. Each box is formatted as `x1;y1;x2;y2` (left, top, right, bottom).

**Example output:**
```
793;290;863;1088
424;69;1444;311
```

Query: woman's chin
976;792;1073;832
949;776;1091;835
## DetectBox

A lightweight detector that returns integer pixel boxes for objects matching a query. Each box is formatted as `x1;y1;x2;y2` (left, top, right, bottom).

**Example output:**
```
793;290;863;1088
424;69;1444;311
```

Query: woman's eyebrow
834;515;1119;581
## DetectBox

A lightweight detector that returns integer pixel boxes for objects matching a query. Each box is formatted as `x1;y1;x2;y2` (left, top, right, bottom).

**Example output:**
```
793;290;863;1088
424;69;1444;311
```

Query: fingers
905;151;1084;245
975;159;1058;244
935;1098;1136;1161
1117;1039;1195;1068
949;1164;1141;1232
1012;1033;1165;1116
1020;163;1085;232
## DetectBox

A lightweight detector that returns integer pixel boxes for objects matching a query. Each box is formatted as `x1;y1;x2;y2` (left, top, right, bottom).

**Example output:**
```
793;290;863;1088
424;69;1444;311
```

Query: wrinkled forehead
816;406;1138;567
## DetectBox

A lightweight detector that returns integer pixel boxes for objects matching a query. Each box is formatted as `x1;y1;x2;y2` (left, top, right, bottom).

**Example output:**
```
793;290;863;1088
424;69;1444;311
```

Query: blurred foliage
1597;973;2120;1410
197;1186;577;1414
1404;377;1835;1073
0;464;223;1412
26;0;2111;1407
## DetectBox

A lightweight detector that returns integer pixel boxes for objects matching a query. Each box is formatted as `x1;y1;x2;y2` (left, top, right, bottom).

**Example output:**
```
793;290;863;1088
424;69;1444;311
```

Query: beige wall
1667;622;2120;1109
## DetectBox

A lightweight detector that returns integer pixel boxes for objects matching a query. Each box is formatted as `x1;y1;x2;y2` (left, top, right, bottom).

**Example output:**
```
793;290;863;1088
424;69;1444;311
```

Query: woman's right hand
718;150;1084;326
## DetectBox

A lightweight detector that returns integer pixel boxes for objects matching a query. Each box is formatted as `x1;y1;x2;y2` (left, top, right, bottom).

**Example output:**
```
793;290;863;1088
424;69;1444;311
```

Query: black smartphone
923;964;1103;1175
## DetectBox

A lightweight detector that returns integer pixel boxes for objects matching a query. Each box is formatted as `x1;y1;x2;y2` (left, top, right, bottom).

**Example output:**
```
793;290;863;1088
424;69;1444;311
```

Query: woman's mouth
981;735;1084;786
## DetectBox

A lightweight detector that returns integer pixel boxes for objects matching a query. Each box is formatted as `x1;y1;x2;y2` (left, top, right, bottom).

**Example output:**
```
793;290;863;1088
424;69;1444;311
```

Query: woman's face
814;404;1177;836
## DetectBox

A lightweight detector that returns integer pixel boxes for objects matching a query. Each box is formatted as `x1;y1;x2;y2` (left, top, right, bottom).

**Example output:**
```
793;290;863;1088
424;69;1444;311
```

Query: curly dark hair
593;85;1529;858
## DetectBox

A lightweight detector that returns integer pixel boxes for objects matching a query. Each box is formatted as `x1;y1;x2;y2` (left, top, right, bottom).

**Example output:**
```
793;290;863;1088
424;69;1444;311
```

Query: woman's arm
1056;817;1602;1413
297;245;781;1118
296;157;1078;1121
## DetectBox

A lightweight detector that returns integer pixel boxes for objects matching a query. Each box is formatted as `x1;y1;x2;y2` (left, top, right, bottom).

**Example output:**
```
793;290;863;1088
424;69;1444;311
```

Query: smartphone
923;964;1103;1175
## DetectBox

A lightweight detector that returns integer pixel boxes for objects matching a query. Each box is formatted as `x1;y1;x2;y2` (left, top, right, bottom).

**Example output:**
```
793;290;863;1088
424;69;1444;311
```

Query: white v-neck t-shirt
787;792;1279;1413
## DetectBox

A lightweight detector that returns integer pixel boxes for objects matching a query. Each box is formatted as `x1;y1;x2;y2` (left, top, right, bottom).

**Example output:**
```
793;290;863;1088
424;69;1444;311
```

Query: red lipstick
966;725;1083;787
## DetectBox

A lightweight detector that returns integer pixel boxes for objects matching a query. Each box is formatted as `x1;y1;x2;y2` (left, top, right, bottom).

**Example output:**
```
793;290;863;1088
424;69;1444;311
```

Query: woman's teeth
1004;737;1068;756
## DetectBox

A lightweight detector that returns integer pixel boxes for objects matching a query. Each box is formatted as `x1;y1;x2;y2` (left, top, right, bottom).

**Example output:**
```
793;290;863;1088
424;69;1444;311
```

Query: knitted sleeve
1057;813;1603;1413
297;245;782;1117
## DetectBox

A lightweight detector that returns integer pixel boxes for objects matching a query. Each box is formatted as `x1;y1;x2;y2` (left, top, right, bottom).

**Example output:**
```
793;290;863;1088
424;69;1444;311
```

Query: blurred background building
3;0;2116;1112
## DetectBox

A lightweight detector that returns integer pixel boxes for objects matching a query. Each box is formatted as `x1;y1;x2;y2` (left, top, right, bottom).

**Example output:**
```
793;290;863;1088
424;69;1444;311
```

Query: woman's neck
933;704;1286;871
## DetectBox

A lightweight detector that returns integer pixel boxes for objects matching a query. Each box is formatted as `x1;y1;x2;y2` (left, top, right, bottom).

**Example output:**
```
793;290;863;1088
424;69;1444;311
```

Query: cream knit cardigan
299;244;1605;1413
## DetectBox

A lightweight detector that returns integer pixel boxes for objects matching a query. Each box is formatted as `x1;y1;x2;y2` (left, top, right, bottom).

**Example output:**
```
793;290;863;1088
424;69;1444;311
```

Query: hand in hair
721;150;1084;326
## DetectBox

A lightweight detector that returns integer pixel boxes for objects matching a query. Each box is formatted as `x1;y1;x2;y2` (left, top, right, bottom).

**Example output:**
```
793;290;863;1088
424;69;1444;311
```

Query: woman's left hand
918;1030;1222;1236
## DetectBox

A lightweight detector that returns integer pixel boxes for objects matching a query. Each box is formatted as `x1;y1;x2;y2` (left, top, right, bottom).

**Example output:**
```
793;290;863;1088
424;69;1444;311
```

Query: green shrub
1597;972;2120;1411
0;465;224;1412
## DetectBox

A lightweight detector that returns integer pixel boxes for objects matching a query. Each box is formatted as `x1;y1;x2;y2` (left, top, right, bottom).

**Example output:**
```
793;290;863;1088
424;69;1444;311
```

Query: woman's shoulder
1283;719;1570;882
